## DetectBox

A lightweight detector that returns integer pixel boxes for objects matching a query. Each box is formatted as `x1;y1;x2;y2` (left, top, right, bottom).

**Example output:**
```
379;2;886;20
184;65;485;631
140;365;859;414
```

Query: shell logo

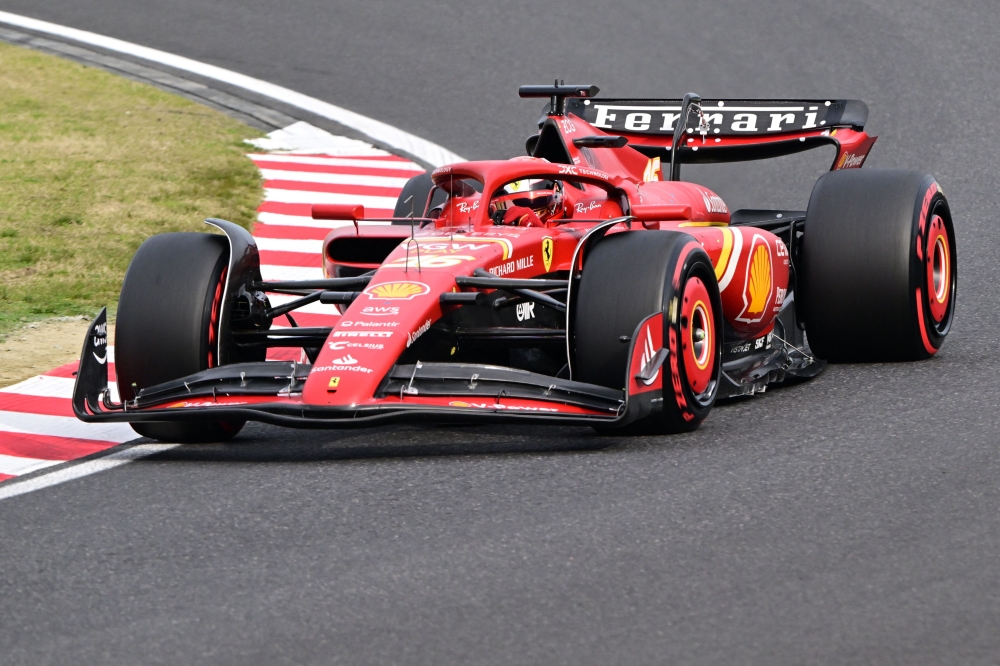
736;235;772;323
365;281;430;300
449;401;470;407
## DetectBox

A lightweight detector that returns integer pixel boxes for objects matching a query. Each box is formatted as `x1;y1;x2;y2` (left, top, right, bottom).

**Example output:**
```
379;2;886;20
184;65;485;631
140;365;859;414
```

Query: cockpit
428;172;625;228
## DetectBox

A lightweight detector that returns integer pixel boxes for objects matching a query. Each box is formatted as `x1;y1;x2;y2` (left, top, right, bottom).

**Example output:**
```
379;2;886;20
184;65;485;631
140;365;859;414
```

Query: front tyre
115;232;245;443
800;169;956;361
573;230;723;434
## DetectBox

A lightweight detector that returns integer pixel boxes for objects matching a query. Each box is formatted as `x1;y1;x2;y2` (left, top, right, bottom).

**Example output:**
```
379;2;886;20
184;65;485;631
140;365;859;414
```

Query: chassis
73;85;956;440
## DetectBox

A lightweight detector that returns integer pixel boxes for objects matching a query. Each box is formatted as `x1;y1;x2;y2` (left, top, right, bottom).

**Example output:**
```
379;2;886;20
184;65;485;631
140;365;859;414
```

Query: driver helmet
489;179;565;223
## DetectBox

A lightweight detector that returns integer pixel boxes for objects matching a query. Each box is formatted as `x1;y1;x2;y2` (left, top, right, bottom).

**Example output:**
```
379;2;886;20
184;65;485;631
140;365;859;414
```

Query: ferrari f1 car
73;85;957;441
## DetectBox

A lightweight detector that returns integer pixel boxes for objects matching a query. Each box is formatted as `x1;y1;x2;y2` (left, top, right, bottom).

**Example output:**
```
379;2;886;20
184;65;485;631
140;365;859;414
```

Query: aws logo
736;234;773;323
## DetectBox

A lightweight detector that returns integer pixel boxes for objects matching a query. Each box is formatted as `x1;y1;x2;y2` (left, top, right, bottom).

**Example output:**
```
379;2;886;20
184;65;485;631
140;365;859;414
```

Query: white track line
1;375;121;402
254;237;324;254
0;411;136;443
249;154;425;170
1;375;75;398
0;444;180;501
263;188;399;208
0;11;464;167
0;454;62;477
259;265;326;281
258;169;410;188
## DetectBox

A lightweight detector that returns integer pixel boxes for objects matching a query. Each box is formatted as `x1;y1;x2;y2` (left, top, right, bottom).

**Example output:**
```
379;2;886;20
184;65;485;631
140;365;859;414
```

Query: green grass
0;42;263;334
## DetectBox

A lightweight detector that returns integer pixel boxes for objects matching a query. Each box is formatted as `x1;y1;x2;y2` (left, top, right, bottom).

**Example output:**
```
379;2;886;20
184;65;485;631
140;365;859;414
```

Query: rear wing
562;97;876;168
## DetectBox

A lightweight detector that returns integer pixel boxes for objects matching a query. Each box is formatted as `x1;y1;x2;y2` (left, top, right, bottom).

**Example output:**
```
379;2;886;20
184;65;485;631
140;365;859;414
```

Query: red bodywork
75;98;877;427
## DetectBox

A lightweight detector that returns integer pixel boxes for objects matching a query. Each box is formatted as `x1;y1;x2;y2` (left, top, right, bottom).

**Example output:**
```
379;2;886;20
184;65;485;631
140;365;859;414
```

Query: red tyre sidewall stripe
915;287;938;355
680;277;714;394
668;241;702;419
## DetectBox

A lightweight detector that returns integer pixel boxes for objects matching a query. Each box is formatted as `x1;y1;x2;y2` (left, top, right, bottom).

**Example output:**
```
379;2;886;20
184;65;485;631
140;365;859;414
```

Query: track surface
2;1;1000;663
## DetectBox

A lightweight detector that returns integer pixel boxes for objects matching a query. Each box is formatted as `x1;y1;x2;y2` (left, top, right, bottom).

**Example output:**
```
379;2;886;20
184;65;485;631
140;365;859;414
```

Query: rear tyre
573;230;723;433
800;169;956;361
392;172;444;221
115;232;245;443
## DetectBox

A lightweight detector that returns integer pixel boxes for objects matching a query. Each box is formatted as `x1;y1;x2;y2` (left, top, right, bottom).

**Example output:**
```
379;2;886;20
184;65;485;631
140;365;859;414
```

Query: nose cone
301;272;453;405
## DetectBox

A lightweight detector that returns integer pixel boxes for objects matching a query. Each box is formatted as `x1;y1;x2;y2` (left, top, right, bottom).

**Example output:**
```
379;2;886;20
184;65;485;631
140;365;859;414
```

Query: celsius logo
702;192;728;214
329;341;384;351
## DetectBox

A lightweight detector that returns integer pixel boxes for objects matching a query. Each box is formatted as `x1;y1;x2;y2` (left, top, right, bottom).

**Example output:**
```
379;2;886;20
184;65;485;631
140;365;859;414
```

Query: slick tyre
392;172;444;222
800;169;956;361
573;230;722;434
115;232;245;443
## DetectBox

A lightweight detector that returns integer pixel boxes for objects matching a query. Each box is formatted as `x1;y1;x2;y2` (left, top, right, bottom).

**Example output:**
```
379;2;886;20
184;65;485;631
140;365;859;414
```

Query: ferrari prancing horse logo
541;237;554;273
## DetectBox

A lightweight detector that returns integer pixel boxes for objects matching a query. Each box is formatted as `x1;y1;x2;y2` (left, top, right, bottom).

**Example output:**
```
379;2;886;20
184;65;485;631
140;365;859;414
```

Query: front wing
72;309;670;430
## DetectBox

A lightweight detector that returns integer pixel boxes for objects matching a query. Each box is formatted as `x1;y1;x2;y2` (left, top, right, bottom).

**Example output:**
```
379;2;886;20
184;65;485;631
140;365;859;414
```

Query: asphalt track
2;1;1000;663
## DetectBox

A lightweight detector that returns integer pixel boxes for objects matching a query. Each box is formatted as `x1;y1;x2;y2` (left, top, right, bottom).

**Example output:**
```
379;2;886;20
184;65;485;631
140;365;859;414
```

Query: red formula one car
73;85;957;441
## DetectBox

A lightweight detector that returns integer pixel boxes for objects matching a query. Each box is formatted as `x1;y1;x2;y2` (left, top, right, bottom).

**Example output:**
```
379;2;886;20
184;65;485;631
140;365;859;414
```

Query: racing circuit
2;1;1000;663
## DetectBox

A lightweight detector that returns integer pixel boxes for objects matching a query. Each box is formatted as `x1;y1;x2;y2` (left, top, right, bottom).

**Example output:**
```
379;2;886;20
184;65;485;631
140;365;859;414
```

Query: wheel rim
680;276;715;394
925;215;951;323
